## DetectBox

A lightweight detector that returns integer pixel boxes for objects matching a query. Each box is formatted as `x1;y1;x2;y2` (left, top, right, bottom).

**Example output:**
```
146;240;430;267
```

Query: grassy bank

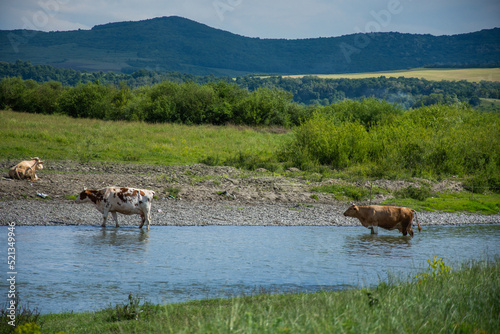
20;259;498;333
0;110;290;165
383;191;500;215
2;108;500;213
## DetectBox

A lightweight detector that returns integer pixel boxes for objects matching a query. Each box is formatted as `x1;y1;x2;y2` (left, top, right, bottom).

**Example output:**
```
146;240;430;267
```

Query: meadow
7;258;498;333
0;110;290;165
286;67;500;82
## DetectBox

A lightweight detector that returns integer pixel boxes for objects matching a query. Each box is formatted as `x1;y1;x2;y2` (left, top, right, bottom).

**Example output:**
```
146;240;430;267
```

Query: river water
1;224;499;314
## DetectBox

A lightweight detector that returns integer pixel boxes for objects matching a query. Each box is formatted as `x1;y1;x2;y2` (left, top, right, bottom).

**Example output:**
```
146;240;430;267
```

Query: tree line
0;77;305;127
236;75;500;108
2;61;499;109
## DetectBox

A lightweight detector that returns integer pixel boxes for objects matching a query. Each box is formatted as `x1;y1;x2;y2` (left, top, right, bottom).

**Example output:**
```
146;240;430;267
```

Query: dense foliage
237;75;500;107
2;61;500;109
0;60;230;87
281;100;500;191
0;77;304;126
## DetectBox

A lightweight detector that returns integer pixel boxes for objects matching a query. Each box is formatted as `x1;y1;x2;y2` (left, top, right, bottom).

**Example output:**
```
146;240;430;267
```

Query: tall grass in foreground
37;259;499;333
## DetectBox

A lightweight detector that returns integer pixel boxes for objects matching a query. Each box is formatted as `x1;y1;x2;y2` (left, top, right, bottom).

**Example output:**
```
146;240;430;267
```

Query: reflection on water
344;234;412;257
0;224;499;314
76;227;150;251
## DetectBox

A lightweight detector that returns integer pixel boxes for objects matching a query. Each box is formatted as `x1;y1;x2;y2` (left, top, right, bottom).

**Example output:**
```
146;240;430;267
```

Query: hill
1;16;499;76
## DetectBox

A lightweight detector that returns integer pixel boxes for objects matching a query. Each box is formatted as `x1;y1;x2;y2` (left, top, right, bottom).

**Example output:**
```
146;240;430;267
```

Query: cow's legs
15;168;23;180
371;226;379;234
139;212;145;229
111;212;120;227
101;212;108;227
402;220;412;237
146;211;151;231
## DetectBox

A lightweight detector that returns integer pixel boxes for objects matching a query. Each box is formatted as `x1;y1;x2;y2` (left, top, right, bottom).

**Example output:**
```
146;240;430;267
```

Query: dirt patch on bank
0;159;464;204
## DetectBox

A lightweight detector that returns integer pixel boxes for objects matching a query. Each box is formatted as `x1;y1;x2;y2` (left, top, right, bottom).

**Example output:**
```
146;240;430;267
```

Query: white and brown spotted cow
76;187;155;230
344;204;421;237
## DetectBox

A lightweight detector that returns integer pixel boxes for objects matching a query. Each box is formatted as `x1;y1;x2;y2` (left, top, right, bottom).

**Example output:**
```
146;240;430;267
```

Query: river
1;224;499;314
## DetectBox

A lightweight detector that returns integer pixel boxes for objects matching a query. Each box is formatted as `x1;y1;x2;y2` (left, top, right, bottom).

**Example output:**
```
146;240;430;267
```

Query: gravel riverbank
1;199;499;228
1;160;499;228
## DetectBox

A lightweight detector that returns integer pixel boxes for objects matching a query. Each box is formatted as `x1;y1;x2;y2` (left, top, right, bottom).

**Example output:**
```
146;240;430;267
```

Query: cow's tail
412;209;422;232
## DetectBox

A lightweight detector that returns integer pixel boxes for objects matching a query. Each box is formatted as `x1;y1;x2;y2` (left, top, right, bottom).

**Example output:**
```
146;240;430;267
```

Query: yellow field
286;68;500;82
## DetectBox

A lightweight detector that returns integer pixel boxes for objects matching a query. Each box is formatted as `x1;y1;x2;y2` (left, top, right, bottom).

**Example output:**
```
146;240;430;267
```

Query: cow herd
8;158;422;236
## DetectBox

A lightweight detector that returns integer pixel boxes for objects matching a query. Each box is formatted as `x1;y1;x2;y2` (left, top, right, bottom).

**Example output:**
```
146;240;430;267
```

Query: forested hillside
1;16;499;76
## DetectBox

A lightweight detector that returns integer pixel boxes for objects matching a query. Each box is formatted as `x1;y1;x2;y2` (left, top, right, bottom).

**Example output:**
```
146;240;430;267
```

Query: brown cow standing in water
344;204;421;237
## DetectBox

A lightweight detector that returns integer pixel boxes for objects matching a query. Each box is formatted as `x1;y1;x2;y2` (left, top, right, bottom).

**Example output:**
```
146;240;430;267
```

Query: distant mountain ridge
1;16;499;76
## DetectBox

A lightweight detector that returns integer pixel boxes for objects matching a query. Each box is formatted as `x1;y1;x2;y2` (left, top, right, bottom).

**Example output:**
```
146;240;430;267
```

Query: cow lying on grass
76;187;155;230
9;157;44;181
344;204;421;237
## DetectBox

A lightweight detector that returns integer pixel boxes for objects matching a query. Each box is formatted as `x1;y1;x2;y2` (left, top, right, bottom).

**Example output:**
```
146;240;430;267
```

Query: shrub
394;186;432;201
283;102;500;181
286;112;370;169
415;256;452;283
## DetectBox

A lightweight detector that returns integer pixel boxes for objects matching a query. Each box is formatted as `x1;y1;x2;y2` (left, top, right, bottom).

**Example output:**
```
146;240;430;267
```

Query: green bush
0;77;302;127
395;186;432;201
285;112;370;169
283;101;500;187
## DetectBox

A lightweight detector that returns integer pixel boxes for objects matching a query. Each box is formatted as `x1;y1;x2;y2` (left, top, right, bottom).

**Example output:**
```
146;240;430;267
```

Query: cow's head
75;188;101;204
343;204;359;217
76;189;89;204
30;157;44;170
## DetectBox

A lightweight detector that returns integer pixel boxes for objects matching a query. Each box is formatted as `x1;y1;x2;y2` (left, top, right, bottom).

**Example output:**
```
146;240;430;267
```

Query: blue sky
0;0;499;38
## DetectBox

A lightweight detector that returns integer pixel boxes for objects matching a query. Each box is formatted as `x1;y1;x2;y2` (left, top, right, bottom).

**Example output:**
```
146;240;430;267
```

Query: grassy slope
0;110;290;165
286;68;500;82
37;259;500;334
383;192;500;215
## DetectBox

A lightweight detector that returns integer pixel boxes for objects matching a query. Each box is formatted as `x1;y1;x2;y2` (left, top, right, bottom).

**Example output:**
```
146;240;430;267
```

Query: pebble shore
1;199;499;227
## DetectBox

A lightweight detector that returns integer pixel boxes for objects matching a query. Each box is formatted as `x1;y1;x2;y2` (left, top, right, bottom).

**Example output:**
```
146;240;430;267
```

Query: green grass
30;259;500;334
0;110;291;165
384;192;500;215
310;184;387;201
